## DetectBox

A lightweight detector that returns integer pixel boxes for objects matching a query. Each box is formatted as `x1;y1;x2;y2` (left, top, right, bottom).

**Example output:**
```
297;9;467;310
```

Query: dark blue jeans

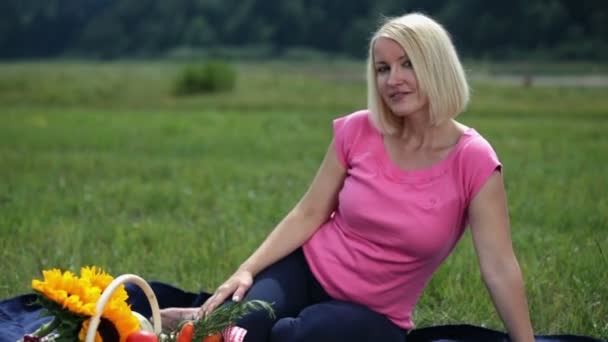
233;248;407;342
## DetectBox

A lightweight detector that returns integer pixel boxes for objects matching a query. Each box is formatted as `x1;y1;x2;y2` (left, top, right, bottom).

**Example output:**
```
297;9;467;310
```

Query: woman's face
373;37;428;119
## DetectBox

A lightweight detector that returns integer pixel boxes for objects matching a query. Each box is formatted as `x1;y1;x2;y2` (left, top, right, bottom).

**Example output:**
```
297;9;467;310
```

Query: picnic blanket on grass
1;281;604;342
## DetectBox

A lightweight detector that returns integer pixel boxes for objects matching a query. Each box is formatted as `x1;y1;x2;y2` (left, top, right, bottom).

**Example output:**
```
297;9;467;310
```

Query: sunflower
30;267;140;342
79;320;103;342
32;268;98;316
80;266;114;291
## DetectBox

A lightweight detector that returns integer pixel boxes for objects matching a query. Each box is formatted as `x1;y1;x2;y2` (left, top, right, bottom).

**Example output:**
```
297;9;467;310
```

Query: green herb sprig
170;300;274;341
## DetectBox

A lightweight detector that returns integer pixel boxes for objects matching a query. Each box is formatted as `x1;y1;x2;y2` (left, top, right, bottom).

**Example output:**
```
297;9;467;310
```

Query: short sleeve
462;135;502;202
332;111;369;168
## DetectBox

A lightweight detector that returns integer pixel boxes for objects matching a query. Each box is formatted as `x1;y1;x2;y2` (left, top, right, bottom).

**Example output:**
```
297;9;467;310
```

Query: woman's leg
270;300;407;342
235;248;331;342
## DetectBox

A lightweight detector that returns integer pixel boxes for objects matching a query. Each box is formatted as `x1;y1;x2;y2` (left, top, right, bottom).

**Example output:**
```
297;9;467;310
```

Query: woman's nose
387;67;404;85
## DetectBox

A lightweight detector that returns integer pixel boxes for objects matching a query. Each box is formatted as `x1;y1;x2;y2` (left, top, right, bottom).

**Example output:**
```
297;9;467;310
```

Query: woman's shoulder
452;127;502;200
458;128;497;157
333;110;378;161
454;127;501;172
337;109;372;125
335;109;377;136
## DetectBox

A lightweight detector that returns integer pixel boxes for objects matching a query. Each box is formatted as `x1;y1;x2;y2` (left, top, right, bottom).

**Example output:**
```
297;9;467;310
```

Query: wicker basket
84;274;162;342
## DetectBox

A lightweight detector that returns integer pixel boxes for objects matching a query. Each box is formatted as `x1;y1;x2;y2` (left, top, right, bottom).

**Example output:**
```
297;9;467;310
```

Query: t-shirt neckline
374;127;476;183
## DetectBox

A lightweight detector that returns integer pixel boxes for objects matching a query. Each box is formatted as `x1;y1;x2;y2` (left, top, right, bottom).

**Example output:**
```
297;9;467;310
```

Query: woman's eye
376;65;389;73
403;60;413;69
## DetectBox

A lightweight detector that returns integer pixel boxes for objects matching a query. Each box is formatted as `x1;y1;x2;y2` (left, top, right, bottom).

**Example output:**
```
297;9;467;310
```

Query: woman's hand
158;307;199;331
199;270;254;316
157;271;253;330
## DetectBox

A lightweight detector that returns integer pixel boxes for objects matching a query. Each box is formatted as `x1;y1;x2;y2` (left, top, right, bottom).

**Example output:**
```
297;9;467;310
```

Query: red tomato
202;333;222;342
126;330;159;342
177;322;195;342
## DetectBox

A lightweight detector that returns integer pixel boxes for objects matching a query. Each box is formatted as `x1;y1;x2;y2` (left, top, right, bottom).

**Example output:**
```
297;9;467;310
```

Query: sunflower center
98;317;120;341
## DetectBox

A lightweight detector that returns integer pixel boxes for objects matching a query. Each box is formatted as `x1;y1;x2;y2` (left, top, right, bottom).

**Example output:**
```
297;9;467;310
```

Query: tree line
2;0;607;60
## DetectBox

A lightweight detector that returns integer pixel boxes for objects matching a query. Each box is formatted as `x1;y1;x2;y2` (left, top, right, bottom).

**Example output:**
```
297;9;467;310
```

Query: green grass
0;61;607;339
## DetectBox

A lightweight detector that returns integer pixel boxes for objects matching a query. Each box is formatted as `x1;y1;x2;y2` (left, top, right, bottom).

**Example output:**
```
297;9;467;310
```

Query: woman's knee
269;300;406;342
269;317;298;342
238;307;277;342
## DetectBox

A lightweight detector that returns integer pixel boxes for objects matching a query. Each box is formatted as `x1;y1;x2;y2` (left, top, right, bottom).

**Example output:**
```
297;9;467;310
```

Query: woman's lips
389;91;411;102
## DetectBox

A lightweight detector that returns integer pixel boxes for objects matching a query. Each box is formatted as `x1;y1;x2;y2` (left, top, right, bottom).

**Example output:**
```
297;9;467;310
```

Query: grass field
0;61;606;339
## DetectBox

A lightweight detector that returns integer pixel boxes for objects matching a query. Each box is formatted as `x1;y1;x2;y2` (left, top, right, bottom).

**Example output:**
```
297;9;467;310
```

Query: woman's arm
201;140;347;315
468;170;535;342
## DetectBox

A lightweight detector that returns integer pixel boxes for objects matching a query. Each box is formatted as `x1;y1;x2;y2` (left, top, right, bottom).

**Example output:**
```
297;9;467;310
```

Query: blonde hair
367;13;469;135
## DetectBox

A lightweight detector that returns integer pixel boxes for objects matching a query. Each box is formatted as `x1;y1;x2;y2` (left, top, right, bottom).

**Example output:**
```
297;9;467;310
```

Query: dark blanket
1;281;604;342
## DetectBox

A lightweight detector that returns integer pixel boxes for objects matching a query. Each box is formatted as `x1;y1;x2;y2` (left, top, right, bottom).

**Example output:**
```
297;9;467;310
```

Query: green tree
1;0;607;60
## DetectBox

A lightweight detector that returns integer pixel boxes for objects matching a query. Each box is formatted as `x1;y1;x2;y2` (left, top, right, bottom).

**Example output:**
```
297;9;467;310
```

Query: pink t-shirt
302;110;501;329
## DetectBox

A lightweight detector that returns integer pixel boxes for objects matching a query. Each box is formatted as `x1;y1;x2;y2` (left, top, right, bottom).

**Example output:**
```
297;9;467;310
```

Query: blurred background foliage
1;0;607;61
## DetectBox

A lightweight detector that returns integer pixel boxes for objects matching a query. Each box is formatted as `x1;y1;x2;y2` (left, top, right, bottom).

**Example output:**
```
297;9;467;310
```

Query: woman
161;12;535;342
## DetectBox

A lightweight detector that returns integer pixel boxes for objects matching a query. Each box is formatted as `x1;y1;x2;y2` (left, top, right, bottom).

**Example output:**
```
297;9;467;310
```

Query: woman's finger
200;274;250;315
232;283;249;302
203;289;228;316
200;291;219;314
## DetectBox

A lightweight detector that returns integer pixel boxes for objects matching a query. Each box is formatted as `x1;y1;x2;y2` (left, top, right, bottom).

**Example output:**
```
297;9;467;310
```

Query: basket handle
85;274;162;342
